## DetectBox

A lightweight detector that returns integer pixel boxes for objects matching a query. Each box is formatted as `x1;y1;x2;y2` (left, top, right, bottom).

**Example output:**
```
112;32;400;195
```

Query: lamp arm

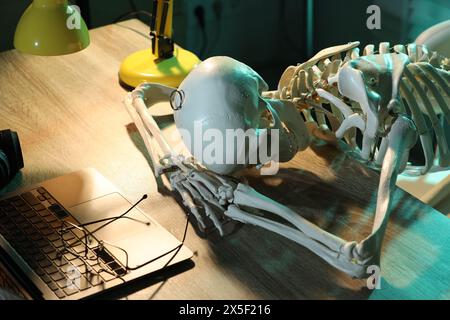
150;0;174;61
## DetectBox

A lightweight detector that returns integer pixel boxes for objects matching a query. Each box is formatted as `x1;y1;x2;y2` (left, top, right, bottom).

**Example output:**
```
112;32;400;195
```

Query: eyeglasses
56;194;190;282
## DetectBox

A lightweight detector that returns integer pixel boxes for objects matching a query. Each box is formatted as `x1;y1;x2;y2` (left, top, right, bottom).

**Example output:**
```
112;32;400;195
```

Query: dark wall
312;0;450;50
1;0;449;87
0;0;30;53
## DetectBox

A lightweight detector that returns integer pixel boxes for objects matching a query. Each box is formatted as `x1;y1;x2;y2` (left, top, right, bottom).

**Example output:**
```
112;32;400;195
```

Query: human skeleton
124;42;449;279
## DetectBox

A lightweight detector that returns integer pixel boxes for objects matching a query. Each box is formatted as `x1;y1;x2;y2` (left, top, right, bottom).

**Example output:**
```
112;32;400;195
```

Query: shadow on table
202;148;450;299
125;120;450;299
91;259;195;300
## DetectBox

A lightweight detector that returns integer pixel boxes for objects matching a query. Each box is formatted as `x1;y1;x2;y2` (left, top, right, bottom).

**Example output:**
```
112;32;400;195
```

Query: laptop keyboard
0;187;127;299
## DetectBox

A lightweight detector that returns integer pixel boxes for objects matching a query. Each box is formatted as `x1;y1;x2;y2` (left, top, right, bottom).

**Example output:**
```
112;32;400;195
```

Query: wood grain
0;19;449;300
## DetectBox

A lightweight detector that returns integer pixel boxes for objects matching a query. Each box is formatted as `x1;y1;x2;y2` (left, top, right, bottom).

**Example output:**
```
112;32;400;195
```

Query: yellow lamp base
119;46;200;88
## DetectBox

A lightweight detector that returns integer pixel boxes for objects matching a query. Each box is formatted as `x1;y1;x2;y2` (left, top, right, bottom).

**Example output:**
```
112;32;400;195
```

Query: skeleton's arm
125;84;360;274
124;57;418;279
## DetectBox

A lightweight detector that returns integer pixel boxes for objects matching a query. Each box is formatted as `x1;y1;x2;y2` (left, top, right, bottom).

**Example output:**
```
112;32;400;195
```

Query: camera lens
0;129;24;187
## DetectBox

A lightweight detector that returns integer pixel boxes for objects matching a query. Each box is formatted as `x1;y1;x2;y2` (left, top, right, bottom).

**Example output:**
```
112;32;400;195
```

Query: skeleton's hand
167;157;238;236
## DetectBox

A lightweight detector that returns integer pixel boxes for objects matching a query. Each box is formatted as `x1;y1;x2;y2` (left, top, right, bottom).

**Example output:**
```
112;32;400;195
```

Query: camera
0;129;24;189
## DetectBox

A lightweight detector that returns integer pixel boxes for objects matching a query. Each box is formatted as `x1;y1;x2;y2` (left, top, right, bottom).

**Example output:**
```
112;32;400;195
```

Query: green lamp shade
14;0;90;56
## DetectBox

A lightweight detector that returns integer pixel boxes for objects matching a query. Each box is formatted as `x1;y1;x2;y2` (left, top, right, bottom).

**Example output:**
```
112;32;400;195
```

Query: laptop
0;168;193;300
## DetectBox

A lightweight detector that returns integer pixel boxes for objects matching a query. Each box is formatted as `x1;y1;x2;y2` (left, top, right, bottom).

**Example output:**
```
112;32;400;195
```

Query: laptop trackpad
68;193;182;268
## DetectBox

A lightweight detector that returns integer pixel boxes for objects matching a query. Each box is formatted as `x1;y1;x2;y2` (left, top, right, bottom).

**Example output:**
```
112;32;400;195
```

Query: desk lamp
14;0;90;55
119;0;200;88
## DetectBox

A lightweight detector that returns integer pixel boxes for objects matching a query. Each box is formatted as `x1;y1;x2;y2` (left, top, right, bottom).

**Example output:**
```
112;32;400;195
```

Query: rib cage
275;42;450;174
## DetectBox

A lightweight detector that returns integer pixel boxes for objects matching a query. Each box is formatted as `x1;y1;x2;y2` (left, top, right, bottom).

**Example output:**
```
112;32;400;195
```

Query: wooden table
1;19;449;300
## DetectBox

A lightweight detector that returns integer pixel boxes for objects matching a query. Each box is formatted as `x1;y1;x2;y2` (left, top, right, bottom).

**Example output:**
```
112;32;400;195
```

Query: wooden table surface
0;19;449;300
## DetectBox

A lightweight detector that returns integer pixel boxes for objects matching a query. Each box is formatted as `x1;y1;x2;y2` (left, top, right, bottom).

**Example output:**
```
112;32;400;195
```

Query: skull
174;56;309;175
336;52;410;159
